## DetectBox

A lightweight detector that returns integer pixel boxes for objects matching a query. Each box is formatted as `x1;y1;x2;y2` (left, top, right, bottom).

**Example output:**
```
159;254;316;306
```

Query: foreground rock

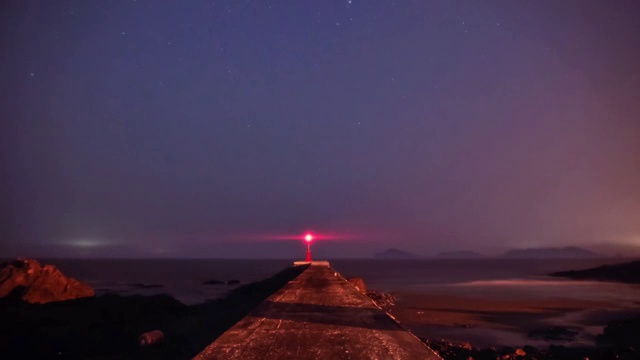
550;260;640;284
366;290;396;310
597;316;640;349
0;259;95;304
424;318;640;360
0;265;305;359
346;277;367;293
422;338;640;360
139;330;165;347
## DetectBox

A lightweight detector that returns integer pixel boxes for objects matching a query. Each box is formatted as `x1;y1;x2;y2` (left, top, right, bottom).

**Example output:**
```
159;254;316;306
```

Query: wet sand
390;289;640;348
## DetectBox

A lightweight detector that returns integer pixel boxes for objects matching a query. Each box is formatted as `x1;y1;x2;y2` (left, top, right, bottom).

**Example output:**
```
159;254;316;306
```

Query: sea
35;257;639;305
34;257;640;347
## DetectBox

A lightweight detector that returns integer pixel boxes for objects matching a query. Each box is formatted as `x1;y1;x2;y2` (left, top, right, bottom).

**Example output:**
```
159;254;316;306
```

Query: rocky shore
352;276;640;360
422;319;640;360
0;259;95;303
550;260;640;284
2;260;639;359
0;259;306;359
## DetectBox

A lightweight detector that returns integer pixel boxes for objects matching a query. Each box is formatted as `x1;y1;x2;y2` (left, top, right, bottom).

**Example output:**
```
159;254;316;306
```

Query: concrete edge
331;266;444;360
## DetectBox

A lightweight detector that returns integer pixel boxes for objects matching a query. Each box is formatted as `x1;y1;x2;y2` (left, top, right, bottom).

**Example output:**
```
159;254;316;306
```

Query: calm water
43;258;293;304
35;257;639;306
22;257;640;347
332;258;640;305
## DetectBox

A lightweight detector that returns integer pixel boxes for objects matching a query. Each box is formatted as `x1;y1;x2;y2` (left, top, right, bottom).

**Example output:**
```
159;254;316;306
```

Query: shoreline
2;260;640;359
0;265;307;359
379;287;640;359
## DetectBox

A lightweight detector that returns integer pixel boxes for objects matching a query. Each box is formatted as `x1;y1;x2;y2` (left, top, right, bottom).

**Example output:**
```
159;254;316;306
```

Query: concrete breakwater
194;261;441;360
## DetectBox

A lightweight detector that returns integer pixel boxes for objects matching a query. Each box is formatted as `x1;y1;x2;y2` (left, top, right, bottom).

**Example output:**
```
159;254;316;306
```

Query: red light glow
305;233;313;242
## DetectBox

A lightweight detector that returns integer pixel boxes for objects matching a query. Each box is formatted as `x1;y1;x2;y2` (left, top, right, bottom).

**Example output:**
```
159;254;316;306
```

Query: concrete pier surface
194;262;441;360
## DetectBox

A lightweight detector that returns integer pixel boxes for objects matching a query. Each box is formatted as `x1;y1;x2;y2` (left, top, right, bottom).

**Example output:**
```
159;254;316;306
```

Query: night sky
2;1;639;258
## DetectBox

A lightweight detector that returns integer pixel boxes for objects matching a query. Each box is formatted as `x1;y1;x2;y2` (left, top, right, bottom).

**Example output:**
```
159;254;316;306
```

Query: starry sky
1;0;639;258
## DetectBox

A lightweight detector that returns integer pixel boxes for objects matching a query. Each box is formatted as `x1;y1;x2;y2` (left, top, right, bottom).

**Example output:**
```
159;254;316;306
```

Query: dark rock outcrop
366;290;395;310
550;260;640;284
423;339;604;360
424;318;640;360
597;316;640;348
226;279;240;285
0;259;95;304
138;330;165;347
0;265;306;359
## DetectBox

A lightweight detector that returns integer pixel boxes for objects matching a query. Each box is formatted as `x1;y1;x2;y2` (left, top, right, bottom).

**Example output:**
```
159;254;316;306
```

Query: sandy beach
390;283;640;348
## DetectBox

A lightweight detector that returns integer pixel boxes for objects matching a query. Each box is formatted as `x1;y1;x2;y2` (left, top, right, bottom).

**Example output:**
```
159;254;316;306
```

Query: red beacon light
304;233;313;261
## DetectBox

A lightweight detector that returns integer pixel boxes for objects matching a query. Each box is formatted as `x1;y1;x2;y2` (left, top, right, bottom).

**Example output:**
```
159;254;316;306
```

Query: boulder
366;290;396;310
139;330;165;347
0;259;95;304
347;277;367;293
597;316;640;348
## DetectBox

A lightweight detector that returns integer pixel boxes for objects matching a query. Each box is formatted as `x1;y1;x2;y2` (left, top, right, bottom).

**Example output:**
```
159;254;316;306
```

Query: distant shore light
305;234;313;242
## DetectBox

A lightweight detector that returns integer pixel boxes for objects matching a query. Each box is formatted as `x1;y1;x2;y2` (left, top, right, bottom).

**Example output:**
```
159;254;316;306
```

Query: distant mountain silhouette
435;250;483;259
503;246;598;259
550;260;640;283
373;248;419;259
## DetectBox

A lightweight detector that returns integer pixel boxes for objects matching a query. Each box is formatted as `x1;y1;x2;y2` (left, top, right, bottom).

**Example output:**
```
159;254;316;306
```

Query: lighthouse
304;233;313;261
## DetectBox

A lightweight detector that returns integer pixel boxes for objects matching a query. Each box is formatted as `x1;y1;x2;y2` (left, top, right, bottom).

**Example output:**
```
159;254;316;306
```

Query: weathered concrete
194;263;441;360
293;260;330;267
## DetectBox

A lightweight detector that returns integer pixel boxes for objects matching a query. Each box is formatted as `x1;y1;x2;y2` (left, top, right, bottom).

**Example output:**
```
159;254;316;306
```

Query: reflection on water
14;257;640;347
33;257;640;306
332;258;640;347
39;258;293;304
446;278;640;305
